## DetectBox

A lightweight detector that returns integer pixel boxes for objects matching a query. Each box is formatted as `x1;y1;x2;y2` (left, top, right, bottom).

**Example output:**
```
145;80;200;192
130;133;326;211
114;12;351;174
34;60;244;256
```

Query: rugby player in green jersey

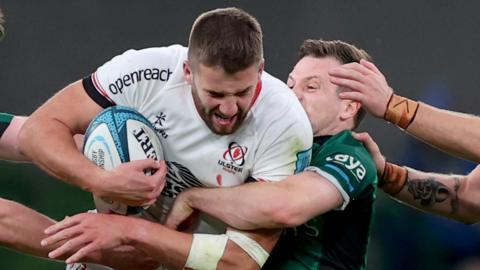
166;39;379;270
0;13;29;162
0;11;54;256
0;112;158;269
0;113;28;161
0;10;159;269
0;112;55;256
330;59;480;224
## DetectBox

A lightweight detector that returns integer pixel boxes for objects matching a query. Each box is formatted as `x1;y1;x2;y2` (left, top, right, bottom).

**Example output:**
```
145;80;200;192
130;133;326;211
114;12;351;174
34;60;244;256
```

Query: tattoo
407;178;450;206
451;177;460;214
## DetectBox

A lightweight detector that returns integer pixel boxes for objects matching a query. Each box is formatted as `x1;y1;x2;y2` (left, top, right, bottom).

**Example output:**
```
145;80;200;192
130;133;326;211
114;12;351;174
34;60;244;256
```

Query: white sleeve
83;44;186;109
251;108;312;182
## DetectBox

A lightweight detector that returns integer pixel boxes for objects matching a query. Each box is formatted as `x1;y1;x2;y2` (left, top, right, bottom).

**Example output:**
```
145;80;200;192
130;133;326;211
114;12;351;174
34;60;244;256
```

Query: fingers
142;198;157;208
352;131;384;162
351;132;378;152
65;243;99;264
165;206;183;230
165;200;194;230
337;90;366;103
164;215;179;230
360;59;381;75
128;158;162;171
44;215;82;235
142;161;168;206
330;76;366;93
151;160;167;190
41;225;81;247
329;62;372;78
48;235;91;259
152;160;168;186
164;207;190;230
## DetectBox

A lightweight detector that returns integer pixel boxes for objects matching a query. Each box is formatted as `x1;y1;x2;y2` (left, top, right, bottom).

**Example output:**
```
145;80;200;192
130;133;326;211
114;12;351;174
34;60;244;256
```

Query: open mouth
213;113;237;126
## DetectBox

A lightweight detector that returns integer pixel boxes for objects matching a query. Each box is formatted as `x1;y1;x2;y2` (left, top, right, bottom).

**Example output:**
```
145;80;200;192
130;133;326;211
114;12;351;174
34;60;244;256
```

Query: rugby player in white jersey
20;7;312;270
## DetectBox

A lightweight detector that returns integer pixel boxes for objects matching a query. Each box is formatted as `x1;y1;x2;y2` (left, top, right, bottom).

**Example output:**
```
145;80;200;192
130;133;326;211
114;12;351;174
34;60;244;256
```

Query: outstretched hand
352;132;386;177
330;59;393;118
41;213;133;264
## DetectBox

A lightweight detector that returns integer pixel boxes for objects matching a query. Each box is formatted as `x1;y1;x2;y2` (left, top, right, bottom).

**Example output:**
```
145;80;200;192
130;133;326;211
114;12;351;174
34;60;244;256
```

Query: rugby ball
83;106;164;215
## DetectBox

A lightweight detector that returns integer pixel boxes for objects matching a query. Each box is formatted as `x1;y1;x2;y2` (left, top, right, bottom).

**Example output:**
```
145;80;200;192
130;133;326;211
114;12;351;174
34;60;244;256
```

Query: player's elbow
0;198;16;219
0;199;21;243
17;118;33;156
264;199;308;228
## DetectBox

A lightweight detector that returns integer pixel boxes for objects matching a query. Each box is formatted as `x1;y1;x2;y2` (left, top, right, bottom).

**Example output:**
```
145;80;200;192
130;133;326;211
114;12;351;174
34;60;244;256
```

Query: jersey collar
313;135;332;146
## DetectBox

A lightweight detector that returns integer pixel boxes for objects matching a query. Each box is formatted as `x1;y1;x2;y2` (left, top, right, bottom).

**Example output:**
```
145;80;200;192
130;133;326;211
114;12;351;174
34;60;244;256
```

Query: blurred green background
0;161;93;269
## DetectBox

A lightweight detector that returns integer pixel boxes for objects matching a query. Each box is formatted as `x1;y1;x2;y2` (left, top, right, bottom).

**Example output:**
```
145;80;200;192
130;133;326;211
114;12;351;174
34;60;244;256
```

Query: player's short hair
0;9;5;39
188;7;263;74
298;39;372;129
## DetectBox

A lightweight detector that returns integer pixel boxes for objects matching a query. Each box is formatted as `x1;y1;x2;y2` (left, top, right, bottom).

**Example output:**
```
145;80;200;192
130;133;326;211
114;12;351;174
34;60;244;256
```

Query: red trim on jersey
250;80;262;107
92;72;116;105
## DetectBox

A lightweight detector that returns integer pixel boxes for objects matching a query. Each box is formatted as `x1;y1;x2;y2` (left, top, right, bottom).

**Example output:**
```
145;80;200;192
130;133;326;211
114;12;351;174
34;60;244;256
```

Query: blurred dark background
1;1;479;269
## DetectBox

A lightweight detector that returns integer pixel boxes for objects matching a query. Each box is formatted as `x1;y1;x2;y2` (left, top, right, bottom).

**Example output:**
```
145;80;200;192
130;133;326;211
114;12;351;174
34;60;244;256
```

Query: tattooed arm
393;166;480;224
353;132;480;224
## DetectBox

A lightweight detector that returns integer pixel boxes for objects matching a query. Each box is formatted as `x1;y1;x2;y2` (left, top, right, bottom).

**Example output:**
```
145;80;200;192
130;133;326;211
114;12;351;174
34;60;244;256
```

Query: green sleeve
0;113;14;138
306;130;377;209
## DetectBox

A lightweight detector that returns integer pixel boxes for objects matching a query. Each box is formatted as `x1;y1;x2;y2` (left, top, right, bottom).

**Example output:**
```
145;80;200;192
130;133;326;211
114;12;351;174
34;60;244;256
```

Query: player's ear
183;61;193;85
340;100;361;121
257;59;265;79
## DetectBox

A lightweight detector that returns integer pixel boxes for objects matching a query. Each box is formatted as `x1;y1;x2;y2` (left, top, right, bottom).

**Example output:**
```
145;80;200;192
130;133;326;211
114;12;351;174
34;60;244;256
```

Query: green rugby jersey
264;130;378;270
0;113;14;138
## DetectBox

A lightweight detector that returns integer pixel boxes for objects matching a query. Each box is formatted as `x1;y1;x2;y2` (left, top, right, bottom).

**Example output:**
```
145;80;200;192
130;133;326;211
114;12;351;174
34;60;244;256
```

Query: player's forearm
126;218;191;269
0;198;56;257
184;173;341;230
183;183;297;230
83;245;160;270
126;216;275;270
0;116;29;162
406;102;480;162
216;228;281;270
18;114;104;193
392;167;479;224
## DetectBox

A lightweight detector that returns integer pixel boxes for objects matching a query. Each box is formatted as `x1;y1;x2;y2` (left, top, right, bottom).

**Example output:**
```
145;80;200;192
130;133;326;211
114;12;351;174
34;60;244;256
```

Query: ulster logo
218;142;248;174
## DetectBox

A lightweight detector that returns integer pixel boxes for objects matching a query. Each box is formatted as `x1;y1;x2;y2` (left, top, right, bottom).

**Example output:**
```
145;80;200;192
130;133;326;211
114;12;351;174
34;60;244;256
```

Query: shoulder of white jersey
104;44;187;68
83;44;188;108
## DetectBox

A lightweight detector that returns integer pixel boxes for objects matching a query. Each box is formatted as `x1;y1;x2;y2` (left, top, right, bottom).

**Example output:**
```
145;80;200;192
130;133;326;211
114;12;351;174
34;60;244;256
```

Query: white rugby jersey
83;44;312;234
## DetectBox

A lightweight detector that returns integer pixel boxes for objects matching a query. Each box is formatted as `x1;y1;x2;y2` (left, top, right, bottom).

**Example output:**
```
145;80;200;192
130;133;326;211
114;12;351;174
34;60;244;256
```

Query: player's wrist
379;162;408;196
87;169;112;197
181;188;199;208
383;93;419;130
124;218;156;247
